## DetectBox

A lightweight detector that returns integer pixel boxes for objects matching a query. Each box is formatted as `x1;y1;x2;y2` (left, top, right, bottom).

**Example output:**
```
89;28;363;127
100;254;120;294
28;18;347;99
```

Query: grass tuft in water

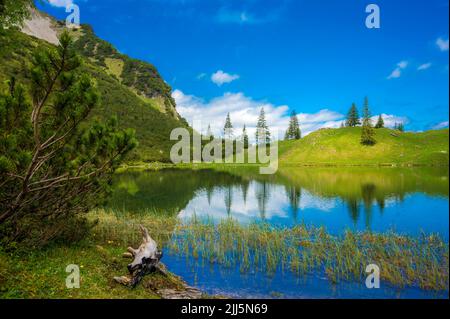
168;217;449;292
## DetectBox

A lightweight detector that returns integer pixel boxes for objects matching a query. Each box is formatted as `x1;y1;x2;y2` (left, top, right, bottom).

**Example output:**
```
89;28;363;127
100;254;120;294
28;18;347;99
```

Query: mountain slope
67;23;180;119
0;11;189;162
279;127;449;166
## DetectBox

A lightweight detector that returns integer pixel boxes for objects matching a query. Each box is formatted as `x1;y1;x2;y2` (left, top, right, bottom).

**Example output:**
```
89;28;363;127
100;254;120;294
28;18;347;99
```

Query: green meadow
278;127;449;166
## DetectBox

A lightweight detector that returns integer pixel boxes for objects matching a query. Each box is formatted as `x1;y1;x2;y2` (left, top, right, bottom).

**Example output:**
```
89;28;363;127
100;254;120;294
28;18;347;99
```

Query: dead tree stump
114;225;164;288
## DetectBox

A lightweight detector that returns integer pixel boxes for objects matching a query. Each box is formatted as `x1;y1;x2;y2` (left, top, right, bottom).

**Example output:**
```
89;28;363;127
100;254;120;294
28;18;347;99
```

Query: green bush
0;32;137;247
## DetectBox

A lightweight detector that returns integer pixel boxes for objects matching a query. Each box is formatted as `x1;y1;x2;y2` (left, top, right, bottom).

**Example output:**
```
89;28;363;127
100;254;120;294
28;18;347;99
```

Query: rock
21;9;59;45
157;286;203;299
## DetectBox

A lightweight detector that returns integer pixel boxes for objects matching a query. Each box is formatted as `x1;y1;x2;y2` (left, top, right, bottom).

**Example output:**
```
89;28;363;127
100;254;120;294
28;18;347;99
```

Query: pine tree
206;124;214;141
293;116;301;139
360;97;376;145
223;113;234;140
256;107;271;145
0;32;137;244
284;130;289;141
285;111;292;140
285;110;301;140
375;115;385;129
242;125;249;149
346;103;361;127
397;122;405;132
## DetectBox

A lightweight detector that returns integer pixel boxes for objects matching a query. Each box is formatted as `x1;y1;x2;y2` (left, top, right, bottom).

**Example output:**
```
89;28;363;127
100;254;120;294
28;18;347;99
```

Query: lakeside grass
0;210;183;299
1;209;448;298
169;217;449;292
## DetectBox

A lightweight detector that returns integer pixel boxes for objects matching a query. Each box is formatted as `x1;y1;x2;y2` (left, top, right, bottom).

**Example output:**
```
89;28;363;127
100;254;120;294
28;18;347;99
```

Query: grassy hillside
0;27;189;162
67;24;180;119
279;127;449;166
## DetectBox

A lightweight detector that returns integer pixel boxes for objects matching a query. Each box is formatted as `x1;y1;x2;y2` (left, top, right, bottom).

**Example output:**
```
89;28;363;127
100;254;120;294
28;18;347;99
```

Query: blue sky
40;0;449;137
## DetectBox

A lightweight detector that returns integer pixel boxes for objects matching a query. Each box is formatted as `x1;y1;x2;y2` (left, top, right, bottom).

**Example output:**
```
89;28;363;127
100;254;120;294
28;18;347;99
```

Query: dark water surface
108;167;449;298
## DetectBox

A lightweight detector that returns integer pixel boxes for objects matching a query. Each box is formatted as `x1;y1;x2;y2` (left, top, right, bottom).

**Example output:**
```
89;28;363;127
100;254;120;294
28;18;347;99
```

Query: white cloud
172;90;345;141
179;185;336;224
387;60;408;79
417;63;432;71
387;69;401;79
436;37;449;51
211;70;240;86
371;114;409;128
216;9;254;24
432;121;449;130
215;8;279;25
397;61;408;69
47;0;74;7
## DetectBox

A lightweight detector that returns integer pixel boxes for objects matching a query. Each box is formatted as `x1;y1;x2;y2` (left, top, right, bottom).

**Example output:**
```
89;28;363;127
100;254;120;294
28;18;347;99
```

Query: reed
88;209;178;247
168;217;449;292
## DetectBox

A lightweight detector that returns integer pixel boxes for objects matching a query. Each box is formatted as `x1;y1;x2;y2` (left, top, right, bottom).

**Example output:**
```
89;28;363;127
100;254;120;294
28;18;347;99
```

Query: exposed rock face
12;8;188;162
20;8;181;122
21;9;59;45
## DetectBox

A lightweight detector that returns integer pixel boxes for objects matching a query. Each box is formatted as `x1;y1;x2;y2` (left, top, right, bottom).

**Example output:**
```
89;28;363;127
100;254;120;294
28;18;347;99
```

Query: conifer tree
242;125;249;149
375;115;385;129
285;110;301;140
256;108;271;145
206;124;214;141
360;97;376;145
346;103;361;127
0;32;137;244
223;113;234;140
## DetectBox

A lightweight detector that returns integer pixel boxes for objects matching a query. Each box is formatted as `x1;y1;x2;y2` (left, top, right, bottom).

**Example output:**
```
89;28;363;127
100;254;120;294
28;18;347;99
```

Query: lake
107;166;449;299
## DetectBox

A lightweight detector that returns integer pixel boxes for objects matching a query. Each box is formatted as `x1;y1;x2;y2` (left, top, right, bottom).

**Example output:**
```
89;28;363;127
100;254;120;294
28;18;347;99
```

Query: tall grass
168;217;449;291
88;209;178;248
88;209;448;292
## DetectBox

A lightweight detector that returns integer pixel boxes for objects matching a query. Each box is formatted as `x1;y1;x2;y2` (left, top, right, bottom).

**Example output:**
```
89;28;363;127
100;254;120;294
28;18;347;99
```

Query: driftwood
113;225;208;299
114;225;164;287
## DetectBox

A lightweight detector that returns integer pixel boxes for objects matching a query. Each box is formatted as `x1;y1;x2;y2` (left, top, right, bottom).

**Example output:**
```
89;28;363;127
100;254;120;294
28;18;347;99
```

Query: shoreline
1;209;448;299
118;162;450;173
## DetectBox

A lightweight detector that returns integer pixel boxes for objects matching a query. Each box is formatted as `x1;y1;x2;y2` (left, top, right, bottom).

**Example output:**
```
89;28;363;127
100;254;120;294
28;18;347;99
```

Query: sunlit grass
88;209;178;247
279;127;449;166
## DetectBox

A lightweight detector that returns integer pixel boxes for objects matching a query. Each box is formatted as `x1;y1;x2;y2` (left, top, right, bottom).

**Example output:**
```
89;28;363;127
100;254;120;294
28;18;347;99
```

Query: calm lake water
108;167;449;299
